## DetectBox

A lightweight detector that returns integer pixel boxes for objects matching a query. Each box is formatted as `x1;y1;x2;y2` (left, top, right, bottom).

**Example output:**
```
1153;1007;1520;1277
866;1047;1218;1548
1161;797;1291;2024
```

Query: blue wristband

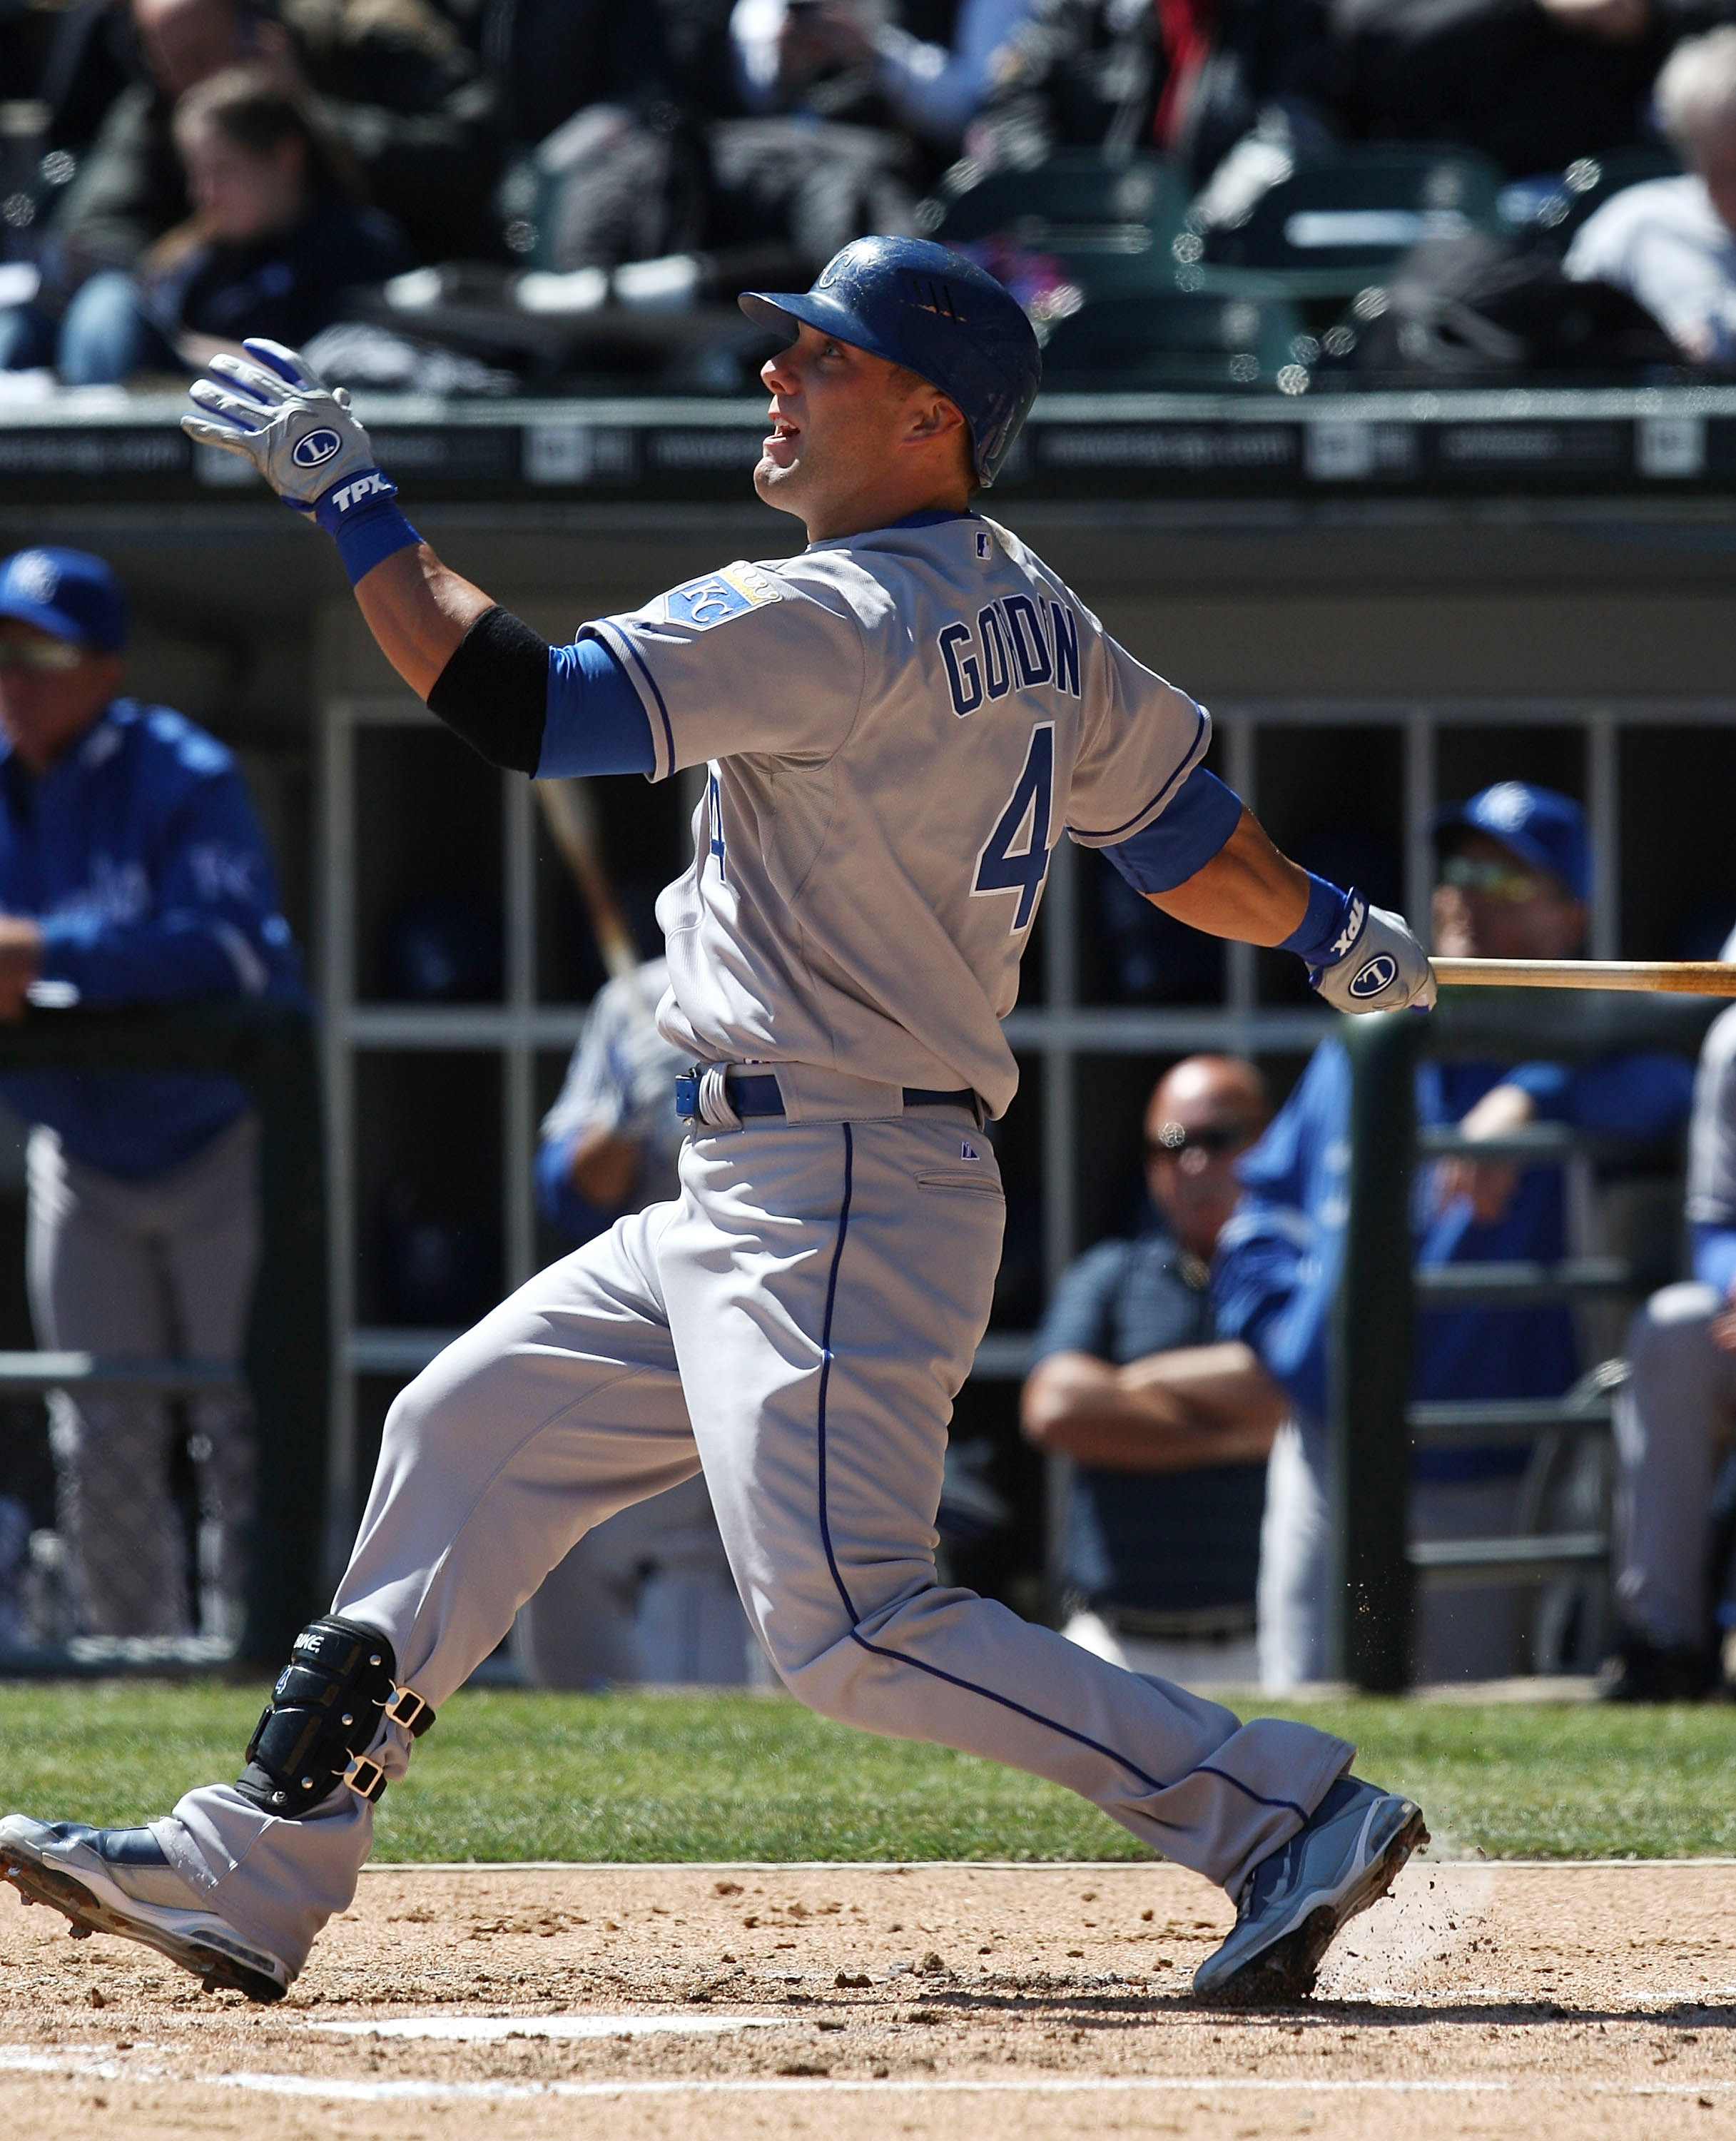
311;467;421;587
1279;873;1359;968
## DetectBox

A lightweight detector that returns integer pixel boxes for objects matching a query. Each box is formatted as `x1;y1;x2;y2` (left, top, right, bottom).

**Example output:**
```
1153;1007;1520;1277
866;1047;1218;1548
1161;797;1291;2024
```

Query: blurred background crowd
9;0;1736;393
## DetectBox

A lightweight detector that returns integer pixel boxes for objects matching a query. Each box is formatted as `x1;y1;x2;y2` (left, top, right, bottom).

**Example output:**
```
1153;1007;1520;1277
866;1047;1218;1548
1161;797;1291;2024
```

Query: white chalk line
2;2045;1734;2105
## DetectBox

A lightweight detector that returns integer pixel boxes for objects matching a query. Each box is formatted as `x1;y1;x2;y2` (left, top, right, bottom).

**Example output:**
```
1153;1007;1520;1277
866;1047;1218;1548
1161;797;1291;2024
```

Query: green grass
0;1683;1732;1861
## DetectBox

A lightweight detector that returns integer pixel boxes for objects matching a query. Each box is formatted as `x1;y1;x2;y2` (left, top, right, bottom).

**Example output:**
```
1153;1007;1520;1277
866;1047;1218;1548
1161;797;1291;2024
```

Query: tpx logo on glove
1331;894;1366;961
292;428;344;469
327;471;395;513
1349;953;1398;999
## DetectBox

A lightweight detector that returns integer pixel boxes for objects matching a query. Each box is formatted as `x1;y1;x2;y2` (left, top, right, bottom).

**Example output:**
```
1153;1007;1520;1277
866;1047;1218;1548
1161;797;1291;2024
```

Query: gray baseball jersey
586;513;1211;1118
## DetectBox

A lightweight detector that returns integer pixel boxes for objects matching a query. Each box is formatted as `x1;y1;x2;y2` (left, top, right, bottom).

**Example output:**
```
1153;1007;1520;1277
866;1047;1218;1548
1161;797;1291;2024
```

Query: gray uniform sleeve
584;560;868;781
1686;1003;1736;1227
1063;631;1214;848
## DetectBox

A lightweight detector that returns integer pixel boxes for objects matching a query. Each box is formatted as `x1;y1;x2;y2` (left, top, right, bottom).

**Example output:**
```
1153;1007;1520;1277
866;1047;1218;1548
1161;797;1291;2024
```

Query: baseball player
0;237;1435;2008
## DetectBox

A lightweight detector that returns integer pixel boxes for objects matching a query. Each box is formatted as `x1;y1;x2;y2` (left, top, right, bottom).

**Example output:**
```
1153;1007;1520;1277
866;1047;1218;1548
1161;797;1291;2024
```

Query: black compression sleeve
425;605;549;774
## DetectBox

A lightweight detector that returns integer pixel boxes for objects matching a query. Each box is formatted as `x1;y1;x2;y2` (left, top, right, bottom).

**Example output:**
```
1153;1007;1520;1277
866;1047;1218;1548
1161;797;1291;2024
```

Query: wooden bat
534;779;656;1018
1432;958;1736;995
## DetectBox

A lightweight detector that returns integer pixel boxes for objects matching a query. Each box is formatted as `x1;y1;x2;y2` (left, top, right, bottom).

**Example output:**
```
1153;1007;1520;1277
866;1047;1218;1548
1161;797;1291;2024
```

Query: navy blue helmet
740;236;1041;487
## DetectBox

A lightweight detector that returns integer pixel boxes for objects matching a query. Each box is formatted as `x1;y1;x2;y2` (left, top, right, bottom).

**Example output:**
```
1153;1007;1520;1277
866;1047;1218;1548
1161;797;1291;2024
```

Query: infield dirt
0;1859;1732;2137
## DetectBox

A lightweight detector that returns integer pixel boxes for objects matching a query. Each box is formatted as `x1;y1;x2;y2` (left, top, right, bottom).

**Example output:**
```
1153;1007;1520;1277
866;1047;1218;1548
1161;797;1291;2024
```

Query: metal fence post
1330;1011;1421;1691
235;1004;330;1664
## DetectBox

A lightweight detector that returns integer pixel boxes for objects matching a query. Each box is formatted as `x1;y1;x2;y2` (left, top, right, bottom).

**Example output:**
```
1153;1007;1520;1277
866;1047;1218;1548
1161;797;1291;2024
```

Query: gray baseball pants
157;1110;1352;1975
1613;1280;1736;1649
27;1113;259;1639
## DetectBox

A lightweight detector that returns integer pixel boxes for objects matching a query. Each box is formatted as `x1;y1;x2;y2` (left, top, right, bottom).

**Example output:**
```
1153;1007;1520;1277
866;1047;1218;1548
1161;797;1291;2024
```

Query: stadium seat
1502;146;1683;252
1037;290;1313;392
918;153;1190;287
1203;148;1506;300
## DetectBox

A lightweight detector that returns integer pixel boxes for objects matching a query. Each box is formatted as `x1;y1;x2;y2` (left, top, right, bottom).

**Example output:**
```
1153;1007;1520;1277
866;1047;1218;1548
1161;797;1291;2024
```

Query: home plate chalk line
310;2012;784;2042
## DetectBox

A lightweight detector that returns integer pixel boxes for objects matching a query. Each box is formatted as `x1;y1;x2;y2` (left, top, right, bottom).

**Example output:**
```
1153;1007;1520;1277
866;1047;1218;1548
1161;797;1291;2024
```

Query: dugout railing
0;998;328;1674
1331;989;1721;1691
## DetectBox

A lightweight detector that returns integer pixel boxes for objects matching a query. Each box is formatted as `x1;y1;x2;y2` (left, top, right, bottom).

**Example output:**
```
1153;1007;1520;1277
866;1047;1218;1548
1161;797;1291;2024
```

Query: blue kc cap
0;547;127;653
1433;781;1590;902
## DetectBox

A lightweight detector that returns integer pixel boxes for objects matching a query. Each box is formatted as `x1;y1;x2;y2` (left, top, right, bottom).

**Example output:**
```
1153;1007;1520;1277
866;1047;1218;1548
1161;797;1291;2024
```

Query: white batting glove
1309;895;1437;1014
181;338;379;511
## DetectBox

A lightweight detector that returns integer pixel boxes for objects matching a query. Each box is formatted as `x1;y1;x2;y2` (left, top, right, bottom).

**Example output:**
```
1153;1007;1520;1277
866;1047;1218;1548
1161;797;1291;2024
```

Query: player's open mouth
763;416;800;465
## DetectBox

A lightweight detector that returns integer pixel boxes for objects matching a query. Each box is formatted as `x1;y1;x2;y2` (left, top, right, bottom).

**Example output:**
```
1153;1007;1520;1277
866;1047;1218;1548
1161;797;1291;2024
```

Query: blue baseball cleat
1192;1776;1428;2006
0;1814;289;2003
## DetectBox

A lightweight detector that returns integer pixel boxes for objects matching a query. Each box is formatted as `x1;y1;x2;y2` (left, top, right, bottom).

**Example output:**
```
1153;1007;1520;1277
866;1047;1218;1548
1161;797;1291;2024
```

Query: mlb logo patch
961;1140;980;1160
665;565;778;629
975;529;991;560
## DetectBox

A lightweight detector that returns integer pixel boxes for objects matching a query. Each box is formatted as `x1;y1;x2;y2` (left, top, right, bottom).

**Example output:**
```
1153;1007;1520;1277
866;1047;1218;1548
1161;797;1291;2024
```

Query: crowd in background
4;0;1736;388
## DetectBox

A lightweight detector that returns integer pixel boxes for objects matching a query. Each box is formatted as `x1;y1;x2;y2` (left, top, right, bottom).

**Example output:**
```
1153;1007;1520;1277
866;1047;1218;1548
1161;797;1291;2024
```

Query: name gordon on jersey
937;594;1081;719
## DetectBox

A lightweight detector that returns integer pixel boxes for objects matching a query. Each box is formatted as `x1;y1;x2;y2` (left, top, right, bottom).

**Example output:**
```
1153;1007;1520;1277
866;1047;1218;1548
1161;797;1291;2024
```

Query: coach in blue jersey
0;547;305;1639
1214;784;1692;1687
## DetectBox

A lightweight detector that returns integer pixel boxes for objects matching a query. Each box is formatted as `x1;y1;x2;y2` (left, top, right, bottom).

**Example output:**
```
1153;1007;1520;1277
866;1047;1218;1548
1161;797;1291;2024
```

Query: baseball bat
1432;958;1736;995
534;779;657;1019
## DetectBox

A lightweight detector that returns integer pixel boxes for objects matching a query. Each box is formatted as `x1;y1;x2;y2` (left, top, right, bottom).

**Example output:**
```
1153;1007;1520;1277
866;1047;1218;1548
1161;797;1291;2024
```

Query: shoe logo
292;428;344;469
1349;953;1397;999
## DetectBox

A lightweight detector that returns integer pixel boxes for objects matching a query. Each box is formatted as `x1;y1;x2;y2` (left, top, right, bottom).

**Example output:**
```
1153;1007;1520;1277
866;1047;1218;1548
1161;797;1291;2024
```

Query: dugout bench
1331;988;1721;1691
0;998;328;1674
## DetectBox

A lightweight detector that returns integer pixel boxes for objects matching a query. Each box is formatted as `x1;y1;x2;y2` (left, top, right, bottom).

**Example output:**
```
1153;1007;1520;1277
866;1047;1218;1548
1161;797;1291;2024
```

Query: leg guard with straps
235;1616;435;1816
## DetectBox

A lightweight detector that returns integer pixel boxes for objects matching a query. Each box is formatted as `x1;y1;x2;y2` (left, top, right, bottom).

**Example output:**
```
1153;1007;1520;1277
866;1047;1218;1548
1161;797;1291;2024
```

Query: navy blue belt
676;1068;975;1121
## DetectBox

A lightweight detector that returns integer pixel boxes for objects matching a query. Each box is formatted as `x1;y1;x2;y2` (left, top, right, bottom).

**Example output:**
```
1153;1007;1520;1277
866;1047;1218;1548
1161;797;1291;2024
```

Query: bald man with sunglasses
1022;1055;1284;1684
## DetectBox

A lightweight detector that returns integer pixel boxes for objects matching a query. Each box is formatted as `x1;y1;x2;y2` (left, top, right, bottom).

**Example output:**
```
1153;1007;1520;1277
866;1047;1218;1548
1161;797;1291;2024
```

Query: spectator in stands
964;0;1341;201
1331;0;1736;179
1021;1055;1283;1681
2;69;407;385
1215;784;1693;1687
1566;26;1736;362
19;0;493;304
0;547;306;1640
732;0;1036;156
517;950;758;1689
1605;960;1736;1699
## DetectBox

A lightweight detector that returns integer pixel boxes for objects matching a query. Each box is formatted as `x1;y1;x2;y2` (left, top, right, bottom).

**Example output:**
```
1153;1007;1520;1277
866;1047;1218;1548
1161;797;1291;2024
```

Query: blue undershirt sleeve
537;637;656;779
1694;1222;1736;1300
1099;766;1244;894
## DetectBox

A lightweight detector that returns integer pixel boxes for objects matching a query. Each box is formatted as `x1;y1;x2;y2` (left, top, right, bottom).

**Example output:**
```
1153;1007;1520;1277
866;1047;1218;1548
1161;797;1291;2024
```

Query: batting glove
182;338;377;508
1309;891;1437;1014
183;338;421;586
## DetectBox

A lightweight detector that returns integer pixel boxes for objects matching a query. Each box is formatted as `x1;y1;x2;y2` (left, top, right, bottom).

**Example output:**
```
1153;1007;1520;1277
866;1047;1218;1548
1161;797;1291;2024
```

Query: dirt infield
1;1858;1733;2137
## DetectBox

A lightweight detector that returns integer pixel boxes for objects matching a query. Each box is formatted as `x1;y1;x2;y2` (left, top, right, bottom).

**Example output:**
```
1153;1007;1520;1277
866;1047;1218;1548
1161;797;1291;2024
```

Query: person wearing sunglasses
1021;1054;1284;1684
0;546;305;1645
1214;783;1694;1690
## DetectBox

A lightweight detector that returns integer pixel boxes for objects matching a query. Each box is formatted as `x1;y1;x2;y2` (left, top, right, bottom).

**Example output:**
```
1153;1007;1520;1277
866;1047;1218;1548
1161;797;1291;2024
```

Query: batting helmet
739;236;1041;487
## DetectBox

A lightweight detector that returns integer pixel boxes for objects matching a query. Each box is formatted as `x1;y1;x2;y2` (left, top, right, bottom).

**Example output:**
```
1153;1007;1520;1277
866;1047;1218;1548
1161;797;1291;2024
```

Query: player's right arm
180;339;652;779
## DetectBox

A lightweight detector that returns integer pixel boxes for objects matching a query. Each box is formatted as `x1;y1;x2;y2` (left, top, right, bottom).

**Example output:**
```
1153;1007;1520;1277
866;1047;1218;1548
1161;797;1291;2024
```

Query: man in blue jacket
1214;784;1694;1686
0;546;305;1639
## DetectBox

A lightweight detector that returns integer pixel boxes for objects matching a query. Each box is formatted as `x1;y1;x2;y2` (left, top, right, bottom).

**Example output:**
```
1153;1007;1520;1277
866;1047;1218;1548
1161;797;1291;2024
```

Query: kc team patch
665;565;780;630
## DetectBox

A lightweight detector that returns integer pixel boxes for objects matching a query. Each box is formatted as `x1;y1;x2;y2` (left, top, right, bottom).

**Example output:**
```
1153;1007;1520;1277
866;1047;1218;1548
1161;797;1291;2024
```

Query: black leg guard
235;1616;435;1816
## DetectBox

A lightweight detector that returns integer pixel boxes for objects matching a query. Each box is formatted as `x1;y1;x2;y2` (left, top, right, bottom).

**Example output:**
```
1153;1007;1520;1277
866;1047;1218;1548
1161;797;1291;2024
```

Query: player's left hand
1309;898;1436;1015
181;338;377;511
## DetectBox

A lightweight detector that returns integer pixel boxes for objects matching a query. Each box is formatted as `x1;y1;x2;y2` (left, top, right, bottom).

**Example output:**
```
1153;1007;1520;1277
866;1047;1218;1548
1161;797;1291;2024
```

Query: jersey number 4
972;724;1053;934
